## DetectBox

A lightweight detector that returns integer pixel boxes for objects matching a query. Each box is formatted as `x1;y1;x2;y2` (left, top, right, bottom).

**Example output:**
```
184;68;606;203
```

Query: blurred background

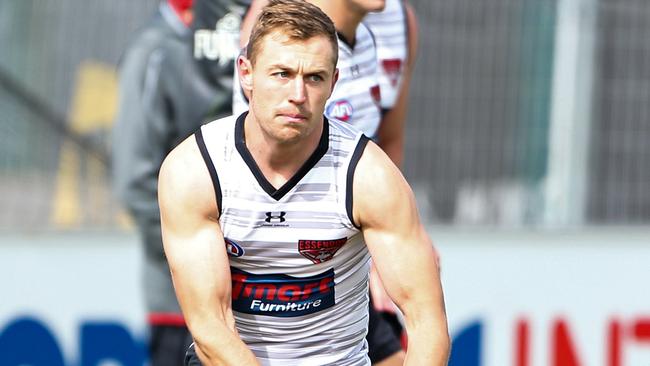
0;0;648;365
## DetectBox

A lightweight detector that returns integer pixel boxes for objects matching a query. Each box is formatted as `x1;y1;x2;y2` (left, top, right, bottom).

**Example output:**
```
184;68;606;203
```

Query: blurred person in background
234;0;420;364
364;0;418;168
158;1;448;364
362;0;421;348
111;0;250;364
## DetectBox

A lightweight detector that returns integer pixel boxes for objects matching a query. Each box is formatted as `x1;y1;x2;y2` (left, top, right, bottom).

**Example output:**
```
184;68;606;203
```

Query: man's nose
288;77;306;104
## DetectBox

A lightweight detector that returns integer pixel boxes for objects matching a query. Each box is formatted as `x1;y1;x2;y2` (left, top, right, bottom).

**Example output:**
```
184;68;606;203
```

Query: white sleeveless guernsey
196;113;372;365
232;23;382;139
326;23;382;139
363;0;408;110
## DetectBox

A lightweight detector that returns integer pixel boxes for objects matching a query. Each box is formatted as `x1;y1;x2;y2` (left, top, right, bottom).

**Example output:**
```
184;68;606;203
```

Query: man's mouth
279;113;308;122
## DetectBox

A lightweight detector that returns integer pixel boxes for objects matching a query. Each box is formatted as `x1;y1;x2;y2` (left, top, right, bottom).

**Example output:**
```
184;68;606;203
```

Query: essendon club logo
298;237;348;264
381;59;403;87
265;211;286;223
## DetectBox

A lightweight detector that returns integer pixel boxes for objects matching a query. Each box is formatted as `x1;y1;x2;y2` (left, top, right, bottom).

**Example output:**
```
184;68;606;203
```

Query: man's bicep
354;144;440;307
363;225;439;307
158;138;232;326
163;217;233;321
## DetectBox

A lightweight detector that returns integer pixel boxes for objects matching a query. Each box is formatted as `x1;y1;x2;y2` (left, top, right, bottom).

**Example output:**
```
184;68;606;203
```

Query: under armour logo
265;212;287;223
351;64;360;77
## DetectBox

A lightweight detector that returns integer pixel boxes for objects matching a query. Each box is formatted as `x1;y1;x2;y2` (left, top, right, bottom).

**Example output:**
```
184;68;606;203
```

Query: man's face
242;31;338;144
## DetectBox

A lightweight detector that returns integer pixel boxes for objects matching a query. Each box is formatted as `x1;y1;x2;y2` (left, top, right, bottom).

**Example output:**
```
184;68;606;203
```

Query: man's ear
238;55;254;92
330;68;339;93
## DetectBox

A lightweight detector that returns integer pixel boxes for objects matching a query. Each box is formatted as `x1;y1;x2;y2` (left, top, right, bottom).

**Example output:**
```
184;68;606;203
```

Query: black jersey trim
346;135;370;229
337;31;355;50
363;22;378;51
235;113;330;201
195;128;222;214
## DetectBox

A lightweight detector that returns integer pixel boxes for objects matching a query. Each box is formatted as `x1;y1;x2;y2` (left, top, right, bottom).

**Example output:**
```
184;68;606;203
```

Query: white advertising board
0;228;648;365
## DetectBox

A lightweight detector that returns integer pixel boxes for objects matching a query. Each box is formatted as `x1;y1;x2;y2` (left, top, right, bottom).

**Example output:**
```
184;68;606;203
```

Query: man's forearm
196;341;259;366
404;319;450;365
190;316;260;366
194;335;260;366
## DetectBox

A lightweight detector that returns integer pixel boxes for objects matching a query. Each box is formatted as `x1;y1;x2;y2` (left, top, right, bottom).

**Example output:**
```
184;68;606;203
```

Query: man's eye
275;71;289;78
309;75;323;82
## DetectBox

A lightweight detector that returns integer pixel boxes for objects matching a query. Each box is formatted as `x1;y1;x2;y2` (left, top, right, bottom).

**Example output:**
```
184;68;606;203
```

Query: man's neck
309;0;366;48
243;113;324;188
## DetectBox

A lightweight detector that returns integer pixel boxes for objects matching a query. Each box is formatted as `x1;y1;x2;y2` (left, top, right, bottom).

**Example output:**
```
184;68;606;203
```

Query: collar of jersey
337;31;356;51
234;112;330;201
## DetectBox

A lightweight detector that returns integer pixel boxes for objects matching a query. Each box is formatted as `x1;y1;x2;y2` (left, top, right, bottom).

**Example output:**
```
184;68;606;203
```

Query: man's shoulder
201;114;239;134
195;114;240;151
159;132;219;219
352;140;411;226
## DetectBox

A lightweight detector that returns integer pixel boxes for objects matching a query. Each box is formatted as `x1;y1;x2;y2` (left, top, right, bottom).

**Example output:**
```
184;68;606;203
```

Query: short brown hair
246;0;338;67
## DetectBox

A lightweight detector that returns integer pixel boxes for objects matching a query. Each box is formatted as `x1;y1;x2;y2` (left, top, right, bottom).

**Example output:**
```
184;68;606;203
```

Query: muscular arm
159;137;259;366
353;142;450;365
376;1;419;167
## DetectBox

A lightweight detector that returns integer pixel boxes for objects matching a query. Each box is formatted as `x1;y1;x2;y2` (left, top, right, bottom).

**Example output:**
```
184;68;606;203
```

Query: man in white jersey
363;1;422;356
235;3;407;362
365;0;418;167
159;1;449;365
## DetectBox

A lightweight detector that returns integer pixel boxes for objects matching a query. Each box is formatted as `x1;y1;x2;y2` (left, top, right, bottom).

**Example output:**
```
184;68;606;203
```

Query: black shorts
366;301;404;363
184;343;201;366
149;324;193;366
